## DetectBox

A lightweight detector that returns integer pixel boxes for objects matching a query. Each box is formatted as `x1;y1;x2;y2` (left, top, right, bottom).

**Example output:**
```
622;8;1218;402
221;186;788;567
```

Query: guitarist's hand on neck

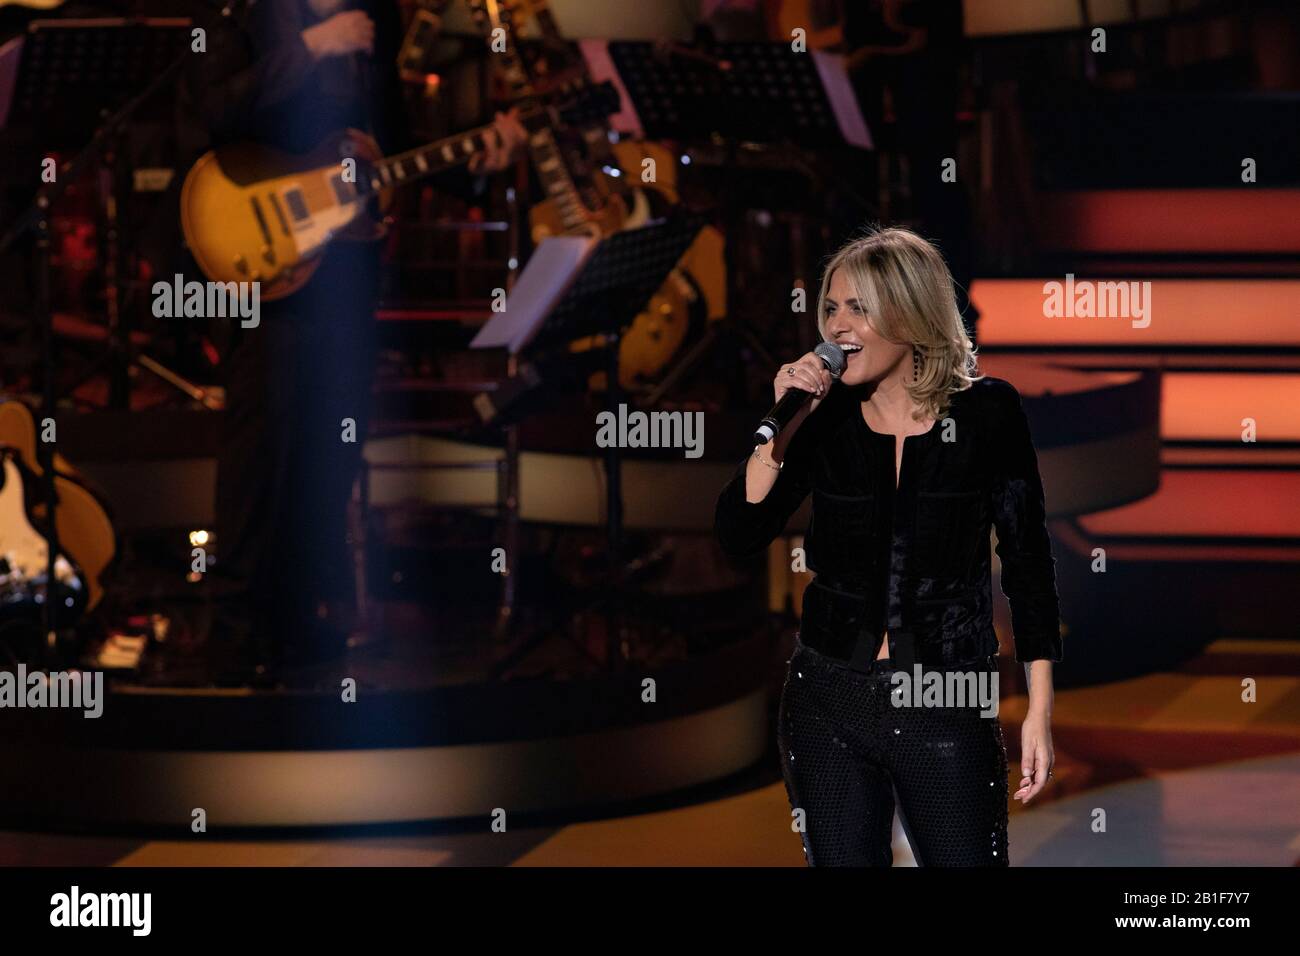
469;109;529;174
302;9;375;61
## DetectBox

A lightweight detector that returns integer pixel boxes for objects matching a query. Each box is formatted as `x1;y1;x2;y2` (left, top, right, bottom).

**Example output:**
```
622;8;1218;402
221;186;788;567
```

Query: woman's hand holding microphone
772;351;835;433
744;352;834;502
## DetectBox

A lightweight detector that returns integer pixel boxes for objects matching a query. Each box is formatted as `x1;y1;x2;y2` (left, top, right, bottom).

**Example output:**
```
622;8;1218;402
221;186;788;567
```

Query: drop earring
912;346;922;382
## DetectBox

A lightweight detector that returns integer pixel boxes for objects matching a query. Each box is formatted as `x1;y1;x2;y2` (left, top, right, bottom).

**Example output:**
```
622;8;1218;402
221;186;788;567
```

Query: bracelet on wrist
752;448;783;472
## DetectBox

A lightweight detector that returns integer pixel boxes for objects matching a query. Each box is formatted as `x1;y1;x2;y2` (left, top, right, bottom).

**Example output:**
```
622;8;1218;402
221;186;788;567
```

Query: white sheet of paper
470;236;597;353
812;51;874;150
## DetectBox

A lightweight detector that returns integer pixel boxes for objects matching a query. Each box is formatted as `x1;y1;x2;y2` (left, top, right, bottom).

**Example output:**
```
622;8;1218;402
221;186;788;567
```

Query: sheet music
470;235;597;353
811;51;873;150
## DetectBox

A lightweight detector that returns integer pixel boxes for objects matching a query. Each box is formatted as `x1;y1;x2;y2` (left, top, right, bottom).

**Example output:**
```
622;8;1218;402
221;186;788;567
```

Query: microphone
753;341;848;445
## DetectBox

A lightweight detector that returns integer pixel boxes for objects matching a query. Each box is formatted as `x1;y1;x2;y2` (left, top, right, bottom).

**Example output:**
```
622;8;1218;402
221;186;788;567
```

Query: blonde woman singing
715;227;1062;866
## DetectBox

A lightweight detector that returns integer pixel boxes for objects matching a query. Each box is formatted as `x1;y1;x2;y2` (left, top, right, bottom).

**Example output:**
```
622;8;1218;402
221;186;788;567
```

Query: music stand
2;17;201;411
477;212;705;675
7;17;190;143
600;41;872;148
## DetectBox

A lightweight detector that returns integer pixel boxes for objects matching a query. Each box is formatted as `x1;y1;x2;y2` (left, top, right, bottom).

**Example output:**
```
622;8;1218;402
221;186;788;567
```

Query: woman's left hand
1014;711;1054;805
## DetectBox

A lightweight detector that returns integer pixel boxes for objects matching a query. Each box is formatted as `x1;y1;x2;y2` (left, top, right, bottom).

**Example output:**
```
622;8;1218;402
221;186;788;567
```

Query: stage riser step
1034;190;1300;254
1077;469;1300;541
974;278;1300;348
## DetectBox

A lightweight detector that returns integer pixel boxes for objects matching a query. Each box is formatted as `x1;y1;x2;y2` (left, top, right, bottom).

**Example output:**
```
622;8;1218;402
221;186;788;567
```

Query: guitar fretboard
328;111;549;205
321;78;615;208
370;125;499;195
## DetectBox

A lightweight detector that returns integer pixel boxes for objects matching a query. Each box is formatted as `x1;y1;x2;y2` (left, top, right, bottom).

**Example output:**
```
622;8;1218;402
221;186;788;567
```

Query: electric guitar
466;0;629;239
0;450;86;625
468;0;727;388
179;85;618;301
0;400;116;625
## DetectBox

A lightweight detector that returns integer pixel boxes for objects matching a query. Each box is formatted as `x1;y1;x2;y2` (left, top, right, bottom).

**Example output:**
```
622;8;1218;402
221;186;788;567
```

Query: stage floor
4;640;1296;866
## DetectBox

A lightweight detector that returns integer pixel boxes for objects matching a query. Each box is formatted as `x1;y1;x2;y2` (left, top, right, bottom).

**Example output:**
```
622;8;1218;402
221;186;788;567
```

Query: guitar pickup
281;187;312;228
248;196;273;247
267;192;292;236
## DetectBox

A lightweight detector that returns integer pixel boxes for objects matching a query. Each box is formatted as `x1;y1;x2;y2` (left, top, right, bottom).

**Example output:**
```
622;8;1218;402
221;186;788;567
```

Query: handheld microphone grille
814;340;848;378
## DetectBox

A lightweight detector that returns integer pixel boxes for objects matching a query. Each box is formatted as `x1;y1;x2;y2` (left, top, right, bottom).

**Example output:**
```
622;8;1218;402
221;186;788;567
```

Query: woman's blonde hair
816;226;980;421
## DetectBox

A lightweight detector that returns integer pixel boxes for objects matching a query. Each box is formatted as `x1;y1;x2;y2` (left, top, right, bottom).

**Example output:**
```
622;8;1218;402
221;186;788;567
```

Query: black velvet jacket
714;376;1063;668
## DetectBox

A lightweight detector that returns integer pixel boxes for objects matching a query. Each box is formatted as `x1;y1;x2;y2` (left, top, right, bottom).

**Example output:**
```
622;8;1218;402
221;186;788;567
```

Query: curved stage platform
12;361;1165;828
2;635;770;828
362;357;1161;527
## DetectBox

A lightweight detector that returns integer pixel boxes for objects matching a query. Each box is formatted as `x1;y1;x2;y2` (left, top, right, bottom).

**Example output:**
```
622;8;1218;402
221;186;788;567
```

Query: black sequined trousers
777;635;1010;867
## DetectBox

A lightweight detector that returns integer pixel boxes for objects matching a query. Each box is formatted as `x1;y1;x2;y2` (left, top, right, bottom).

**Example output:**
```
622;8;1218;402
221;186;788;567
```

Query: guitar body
180;129;390;302
609;139;727;328
0;401;115;616
0;454;89;627
567;139;727;388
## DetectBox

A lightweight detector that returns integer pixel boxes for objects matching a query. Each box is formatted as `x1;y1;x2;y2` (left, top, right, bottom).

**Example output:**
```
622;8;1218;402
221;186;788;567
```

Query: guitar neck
359;109;548;195
465;0;598;231
511;0;636;206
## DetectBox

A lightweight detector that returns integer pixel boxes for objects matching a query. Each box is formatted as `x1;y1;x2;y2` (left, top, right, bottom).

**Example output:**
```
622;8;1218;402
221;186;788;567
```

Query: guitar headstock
465;0;517;36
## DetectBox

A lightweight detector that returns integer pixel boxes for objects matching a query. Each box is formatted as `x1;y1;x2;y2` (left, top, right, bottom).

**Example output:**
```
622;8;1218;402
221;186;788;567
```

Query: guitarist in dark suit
150;0;525;686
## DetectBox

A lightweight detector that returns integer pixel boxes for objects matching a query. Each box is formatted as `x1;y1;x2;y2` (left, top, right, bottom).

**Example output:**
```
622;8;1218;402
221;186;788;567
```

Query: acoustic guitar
179;85;618;302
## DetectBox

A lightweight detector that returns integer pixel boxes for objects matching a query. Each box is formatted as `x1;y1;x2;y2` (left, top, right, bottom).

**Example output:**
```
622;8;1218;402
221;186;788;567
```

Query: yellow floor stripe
1045;675;1300;736
1151;676;1300;734
513;784;806;867
1202;639;1300;657
115;840;453;867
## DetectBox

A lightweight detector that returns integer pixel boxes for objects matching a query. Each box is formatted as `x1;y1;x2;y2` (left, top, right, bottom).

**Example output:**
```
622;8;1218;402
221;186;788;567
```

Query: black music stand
3;17;198;412
605;41;872;148
0;15;196;666
528;212;705;564
488;212;704;677
597;41;871;400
